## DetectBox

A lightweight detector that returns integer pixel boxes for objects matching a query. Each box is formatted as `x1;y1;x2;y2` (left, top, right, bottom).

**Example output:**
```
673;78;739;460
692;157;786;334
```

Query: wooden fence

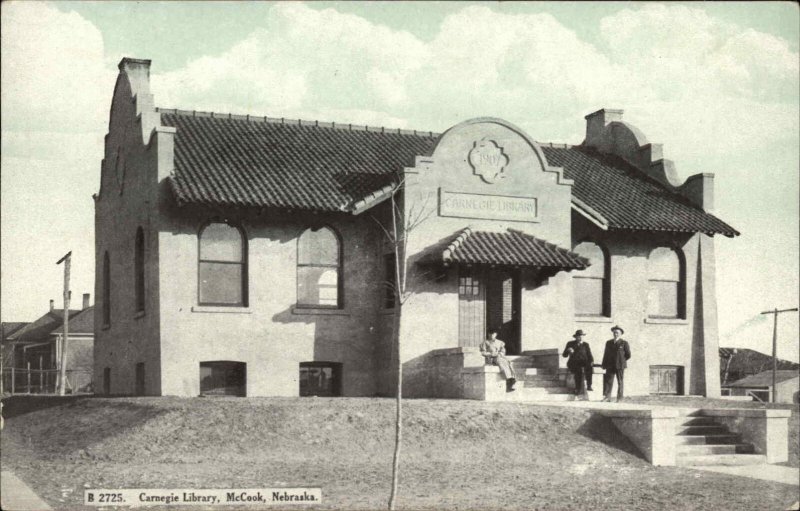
2;367;93;395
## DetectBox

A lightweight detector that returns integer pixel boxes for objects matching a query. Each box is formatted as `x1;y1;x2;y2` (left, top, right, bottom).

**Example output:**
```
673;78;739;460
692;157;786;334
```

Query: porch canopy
423;228;589;274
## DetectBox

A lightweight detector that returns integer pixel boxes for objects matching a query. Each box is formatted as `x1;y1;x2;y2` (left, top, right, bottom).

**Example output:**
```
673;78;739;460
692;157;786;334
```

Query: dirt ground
1;396;798;510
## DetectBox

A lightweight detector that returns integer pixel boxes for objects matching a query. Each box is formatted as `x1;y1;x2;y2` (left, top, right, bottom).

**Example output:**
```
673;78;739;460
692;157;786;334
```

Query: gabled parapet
117;58;161;146
582;109;713;211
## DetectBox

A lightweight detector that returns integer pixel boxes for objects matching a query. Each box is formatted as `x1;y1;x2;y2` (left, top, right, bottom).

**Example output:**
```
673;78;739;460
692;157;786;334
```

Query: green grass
1;396;798;510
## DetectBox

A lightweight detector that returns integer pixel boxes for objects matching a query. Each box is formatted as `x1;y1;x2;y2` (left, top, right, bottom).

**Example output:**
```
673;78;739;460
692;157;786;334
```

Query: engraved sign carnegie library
439;190;538;222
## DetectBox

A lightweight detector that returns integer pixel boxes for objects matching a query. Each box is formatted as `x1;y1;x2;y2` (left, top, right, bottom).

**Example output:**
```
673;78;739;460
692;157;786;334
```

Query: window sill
575;316;613;323
292;306;349;316
644;317;688;325
134;311;146;319
191;306;252;314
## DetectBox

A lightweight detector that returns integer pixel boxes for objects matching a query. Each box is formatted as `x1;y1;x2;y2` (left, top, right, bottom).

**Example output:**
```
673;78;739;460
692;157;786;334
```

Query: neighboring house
719;347;800;386
4;295;95;393
94;58;739;398
2;321;29;368
722;370;800;403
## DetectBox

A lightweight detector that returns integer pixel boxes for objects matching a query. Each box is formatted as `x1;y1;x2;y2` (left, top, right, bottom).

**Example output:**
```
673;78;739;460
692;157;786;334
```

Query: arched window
647;247;685;319
198;222;247;306
103;251;111;326
135;227;145;312
573;241;610;316
297;226;342;307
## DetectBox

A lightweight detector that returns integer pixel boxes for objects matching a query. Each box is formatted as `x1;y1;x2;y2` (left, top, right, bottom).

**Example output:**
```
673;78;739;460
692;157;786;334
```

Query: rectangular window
647;280;679;318
574;277;604;316
199;361;246;396
299;362;342;397
384;253;397;309
297;267;339;306
649;365;683;395
135;363;145;396
199;263;244;305
103;367;111;395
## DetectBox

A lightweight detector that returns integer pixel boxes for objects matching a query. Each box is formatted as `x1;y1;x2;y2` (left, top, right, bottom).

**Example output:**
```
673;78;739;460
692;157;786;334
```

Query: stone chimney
584;108;624;149
83;293;91;310
118;57;151;99
50;299;54;312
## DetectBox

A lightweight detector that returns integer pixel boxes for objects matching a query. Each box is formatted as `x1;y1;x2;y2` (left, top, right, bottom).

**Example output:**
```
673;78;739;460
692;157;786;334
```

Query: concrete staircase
675;412;765;466
500;351;576;402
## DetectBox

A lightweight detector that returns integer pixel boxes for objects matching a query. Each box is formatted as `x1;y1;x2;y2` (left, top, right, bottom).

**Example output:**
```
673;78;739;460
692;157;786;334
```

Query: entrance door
458;268;486;347
486;269;521;355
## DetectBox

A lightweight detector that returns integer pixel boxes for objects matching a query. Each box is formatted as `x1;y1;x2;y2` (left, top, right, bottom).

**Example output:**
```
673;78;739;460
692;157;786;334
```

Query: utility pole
759;307;798;403
56;251;72;396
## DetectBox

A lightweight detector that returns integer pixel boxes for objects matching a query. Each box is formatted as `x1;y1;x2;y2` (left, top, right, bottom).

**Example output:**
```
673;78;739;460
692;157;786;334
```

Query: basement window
299;362;342;397
200;361;246;397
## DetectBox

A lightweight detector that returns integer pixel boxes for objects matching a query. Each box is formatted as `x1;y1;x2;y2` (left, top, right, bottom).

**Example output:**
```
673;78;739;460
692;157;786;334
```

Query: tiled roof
160;110;438;212
724;370;799;388
441;228;589;270
159;109;737;236
542;146;739;236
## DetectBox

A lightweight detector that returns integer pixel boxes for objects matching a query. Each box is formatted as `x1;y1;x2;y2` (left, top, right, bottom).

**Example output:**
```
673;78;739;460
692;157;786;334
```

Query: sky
1;1;798;361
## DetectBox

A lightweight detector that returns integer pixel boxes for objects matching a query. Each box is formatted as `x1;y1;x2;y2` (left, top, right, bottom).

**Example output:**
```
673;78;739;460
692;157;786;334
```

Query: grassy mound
2;396;797;510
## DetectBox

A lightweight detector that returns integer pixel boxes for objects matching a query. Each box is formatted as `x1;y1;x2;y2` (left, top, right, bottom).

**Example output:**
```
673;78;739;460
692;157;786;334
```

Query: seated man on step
480;329;517;392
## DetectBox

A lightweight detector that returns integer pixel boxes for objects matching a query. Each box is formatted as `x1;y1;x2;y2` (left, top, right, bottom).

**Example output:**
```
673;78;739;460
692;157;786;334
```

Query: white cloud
1;1;114;133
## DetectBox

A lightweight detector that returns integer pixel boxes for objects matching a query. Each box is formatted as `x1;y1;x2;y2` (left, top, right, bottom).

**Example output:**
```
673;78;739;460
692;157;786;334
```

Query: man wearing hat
562;330;594;399
601;325;631;402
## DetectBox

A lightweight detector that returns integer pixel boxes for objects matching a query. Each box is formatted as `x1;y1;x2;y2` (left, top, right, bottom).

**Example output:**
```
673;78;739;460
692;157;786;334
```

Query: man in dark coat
562;330;594;399
601;325;631;402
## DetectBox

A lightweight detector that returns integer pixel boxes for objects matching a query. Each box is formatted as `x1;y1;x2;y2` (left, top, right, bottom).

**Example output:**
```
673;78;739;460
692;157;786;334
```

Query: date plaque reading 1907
439;190;538;222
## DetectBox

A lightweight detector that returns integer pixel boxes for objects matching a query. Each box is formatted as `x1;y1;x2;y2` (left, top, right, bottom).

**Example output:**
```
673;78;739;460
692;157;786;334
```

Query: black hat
573;329;586;337
611;325;624;334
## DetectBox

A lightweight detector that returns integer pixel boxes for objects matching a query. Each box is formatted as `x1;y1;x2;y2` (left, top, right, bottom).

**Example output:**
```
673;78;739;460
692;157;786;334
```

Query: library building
94;58;738;400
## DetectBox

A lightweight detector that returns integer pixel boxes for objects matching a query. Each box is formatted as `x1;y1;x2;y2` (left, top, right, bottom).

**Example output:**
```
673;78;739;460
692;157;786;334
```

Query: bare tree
372;182;433;511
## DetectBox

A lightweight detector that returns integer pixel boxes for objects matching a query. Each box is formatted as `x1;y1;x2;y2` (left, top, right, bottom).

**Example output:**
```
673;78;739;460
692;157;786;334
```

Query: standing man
601;325;631;402
562;330;594;400
480;329;516;392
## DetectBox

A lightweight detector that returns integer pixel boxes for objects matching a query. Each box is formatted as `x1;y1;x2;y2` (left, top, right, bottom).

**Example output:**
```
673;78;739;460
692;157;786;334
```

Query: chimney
118;57;152;98
584;108;624;150
50;299;54;312
83;293;91;310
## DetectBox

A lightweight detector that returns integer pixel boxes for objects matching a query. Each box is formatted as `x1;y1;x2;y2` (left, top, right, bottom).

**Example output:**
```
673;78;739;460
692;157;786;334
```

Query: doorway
486;268;521;355
458;267;521;354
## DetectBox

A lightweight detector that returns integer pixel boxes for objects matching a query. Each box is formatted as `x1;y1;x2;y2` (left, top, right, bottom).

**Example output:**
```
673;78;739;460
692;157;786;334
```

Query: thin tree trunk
388;310;402;510
388;193;403;510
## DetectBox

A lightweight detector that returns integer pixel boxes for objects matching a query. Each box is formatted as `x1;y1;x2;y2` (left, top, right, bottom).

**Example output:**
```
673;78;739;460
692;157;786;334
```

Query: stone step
524;374;561;382
524;368;555;376
678;417;719;426
676;454;767;466
677;444;755;456
676;434;741;445
523;380;564;388
678;425;729;435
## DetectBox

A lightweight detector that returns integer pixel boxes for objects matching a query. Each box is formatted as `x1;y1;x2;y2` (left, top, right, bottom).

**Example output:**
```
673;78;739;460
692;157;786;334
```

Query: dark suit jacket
601;339;631;370
562;340;594;370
